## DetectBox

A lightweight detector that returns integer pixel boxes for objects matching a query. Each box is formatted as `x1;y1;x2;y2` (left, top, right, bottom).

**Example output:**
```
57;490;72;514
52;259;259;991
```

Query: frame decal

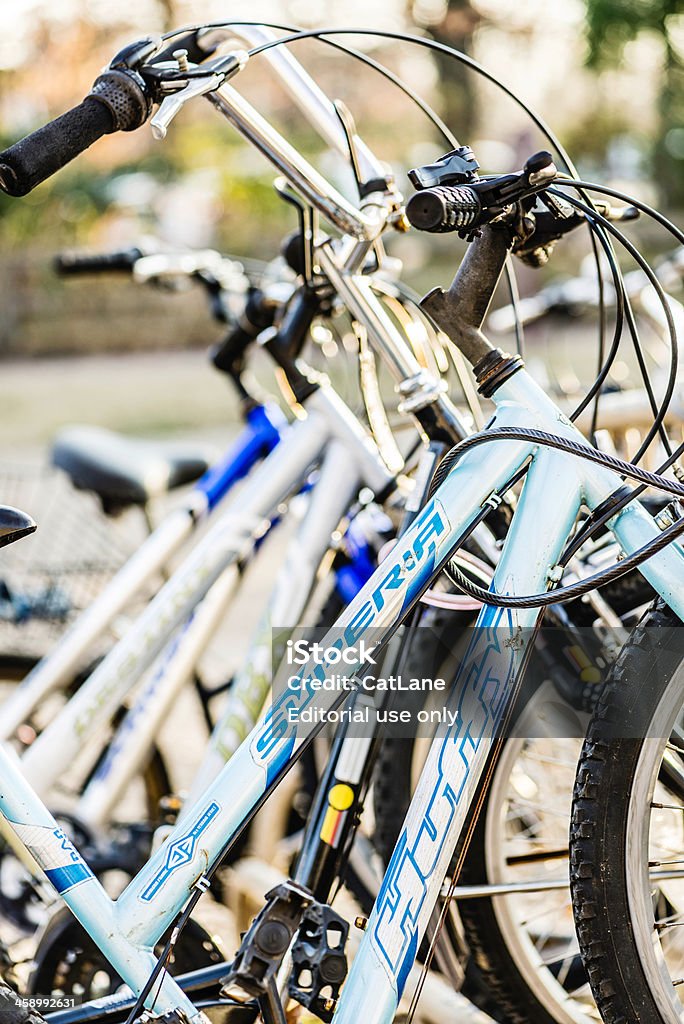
372;604;516;993
9;821;94;894
139;801;220;903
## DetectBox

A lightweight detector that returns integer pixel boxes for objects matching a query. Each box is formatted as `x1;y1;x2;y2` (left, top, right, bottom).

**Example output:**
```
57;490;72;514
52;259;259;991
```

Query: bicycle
0;28;493;982
1;21;683;1024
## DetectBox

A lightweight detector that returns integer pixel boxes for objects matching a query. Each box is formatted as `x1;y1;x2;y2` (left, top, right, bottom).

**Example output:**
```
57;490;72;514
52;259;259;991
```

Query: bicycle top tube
207;84;392;242
221;25;388;186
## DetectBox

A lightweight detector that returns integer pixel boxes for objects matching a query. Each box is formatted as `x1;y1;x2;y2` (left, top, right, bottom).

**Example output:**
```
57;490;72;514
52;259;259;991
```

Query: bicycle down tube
14;384;391;797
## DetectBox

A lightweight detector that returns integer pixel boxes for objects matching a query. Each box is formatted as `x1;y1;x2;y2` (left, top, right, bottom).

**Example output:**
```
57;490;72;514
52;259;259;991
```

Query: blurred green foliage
584;0;684;203
585;0;683;63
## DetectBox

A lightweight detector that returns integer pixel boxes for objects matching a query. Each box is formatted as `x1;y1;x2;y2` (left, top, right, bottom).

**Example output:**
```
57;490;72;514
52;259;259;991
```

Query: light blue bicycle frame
1;363;682;1024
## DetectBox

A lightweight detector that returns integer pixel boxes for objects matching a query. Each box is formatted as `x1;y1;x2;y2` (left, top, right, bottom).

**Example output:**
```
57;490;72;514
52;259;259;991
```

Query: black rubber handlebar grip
54;247;144;275
0;97;114;197
405;185;481;233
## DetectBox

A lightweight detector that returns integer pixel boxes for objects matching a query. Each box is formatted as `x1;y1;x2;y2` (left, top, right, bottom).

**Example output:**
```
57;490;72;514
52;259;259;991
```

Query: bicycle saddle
51;426;217;514
0;505;36;548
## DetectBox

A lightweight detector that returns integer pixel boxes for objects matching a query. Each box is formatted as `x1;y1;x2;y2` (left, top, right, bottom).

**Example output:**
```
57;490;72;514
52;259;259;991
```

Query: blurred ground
0;349;244;447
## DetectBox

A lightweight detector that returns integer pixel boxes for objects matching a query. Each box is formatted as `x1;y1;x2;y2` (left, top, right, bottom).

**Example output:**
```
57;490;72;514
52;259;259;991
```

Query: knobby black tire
570;600;683;1024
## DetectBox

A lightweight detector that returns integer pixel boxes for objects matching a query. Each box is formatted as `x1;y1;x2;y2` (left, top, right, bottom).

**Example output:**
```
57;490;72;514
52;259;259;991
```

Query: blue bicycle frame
1;366;683;1024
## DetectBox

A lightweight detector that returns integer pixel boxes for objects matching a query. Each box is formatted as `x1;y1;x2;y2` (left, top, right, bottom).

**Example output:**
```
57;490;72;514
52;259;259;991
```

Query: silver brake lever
150;51;249;140
132;250;225;282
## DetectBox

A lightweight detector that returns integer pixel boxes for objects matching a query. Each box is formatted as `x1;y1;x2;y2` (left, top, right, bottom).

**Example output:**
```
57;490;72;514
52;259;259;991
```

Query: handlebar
0;35;393;243
405;150;558;236
0;34;248;198
54;246;145;275
0;60;154;198
0;98;115;198
405;184;482;234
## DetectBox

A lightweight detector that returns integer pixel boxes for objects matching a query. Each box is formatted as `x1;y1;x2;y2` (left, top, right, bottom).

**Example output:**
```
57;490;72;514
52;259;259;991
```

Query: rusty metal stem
420;224;514;366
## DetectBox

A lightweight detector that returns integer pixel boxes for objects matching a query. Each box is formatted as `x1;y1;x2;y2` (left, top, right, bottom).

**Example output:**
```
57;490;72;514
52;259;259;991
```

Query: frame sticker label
9;821;93;894
371;604;517;993
140;801;220;903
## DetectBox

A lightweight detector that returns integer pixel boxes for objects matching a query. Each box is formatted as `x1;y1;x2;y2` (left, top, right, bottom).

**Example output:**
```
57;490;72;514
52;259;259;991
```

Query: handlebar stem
421;222;514;365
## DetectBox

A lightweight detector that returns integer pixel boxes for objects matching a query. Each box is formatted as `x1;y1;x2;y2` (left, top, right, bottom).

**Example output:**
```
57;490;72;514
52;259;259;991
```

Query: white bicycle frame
1;364;682;1024
10;385;392;800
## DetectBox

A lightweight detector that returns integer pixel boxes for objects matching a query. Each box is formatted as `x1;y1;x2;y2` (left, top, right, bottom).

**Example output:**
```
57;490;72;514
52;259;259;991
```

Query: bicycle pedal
220;880;349;1022
220;880;314;1001
289;903;349;1023
135;1011;191;1024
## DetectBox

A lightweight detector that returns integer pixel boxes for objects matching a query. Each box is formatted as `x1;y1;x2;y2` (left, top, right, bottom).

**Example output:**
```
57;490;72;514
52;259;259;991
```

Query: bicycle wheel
28;906;225;1000
570;601;684;1024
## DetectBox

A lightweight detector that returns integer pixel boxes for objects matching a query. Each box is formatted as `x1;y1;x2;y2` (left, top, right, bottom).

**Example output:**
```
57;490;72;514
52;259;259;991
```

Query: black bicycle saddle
0;506;36;549
51;426;217;514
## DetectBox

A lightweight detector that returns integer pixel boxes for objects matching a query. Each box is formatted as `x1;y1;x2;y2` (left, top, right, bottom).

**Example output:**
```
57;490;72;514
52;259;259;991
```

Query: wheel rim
626;661;684;1024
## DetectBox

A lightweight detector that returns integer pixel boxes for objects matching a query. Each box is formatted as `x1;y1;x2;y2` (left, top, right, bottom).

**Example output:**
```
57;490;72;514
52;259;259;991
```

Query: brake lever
132;251;226;283
149;51;248;139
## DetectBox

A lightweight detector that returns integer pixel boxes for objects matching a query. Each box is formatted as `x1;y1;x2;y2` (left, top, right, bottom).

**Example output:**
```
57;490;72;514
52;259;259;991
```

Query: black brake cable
503;257;525;358
436;426;684;608
582;217;670;460
558;176;684;448
550;188;677;462
591;228;608;443
556;178;684;245
242;28;660;452
567;217;627;425
123;897;199;1024
562;435;684;564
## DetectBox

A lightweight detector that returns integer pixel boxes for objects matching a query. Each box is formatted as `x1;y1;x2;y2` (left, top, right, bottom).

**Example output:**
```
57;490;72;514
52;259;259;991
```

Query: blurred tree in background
406;0;481;139
584;0;684;203
0;1;681;357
